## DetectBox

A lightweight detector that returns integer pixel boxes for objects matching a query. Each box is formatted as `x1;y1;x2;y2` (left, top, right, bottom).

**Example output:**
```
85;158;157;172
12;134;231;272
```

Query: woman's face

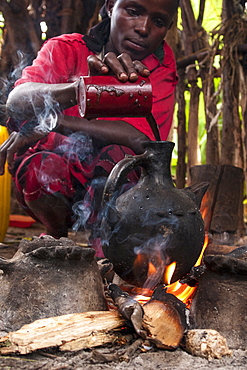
106;0;178;60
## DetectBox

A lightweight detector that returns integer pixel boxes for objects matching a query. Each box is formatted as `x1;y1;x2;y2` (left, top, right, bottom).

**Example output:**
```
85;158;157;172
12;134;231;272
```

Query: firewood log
0;311;126;355
142;285;188;350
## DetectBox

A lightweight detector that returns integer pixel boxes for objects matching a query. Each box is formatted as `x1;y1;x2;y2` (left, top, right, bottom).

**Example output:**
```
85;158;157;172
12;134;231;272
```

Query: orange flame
164;234;209;307
148;261;157;276
134;234;209;308
164;261;176;285
134;294;152;305
195;233;209;266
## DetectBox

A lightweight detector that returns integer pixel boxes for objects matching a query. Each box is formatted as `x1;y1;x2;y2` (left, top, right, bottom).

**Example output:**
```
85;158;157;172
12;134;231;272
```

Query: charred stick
91;349;119;363
108;283;146;338
91;337;144;363
97;258;114;281
179;264;206;286
119;338;145;362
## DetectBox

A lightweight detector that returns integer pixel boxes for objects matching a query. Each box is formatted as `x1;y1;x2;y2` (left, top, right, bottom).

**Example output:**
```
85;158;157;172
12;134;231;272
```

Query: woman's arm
56;115;149;154
6;52;150;122
6;81;78;122
0;115;149;175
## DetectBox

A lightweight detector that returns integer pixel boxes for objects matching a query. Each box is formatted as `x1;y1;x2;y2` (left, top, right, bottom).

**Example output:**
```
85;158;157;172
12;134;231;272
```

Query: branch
177;49;209;69
197;0;206;27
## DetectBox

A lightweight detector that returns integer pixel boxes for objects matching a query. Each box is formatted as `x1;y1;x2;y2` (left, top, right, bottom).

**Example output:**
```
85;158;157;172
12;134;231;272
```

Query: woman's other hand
0;130;47;175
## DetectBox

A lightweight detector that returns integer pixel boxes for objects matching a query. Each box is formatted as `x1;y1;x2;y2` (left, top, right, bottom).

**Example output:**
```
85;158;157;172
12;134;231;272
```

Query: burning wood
142;285;188;350
0;236;237;359
108;283;189;350
108;283;146;338
0;283;189;355
179;264;206;286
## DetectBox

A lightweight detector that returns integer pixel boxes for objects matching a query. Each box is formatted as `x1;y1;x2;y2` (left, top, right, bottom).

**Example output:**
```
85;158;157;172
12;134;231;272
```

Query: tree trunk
0;0;42;75
221;56;243;166
60;0;74;34
187;78;200;170
176;67;187;189
180;0;201;173
221;0;244;167
190;164;245;241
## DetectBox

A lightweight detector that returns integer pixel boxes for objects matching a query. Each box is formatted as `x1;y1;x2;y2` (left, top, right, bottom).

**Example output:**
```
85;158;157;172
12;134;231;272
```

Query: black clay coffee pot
101;141;208;288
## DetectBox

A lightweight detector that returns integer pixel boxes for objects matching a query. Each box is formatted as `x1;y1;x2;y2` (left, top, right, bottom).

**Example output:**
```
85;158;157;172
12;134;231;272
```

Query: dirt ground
0;347;246;370
0;221;246;370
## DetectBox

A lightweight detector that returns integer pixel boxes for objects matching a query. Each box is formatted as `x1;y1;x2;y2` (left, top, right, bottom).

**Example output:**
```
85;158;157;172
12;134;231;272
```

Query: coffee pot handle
102;152;147;207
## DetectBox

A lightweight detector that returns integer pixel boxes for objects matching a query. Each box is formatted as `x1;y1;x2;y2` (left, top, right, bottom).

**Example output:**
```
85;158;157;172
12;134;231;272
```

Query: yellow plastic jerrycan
0;126;11;242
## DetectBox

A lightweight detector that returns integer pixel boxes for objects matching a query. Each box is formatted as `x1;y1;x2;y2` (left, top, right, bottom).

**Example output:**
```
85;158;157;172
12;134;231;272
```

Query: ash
0;347;246;370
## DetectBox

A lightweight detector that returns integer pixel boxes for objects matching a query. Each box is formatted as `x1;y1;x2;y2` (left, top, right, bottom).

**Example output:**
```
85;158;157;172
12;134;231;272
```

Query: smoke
6;47;65;133
10;50;31;82
134;234;171;290
34;92;60;133
28;131;95;216
55;132;93;161
2;49;59;130
0;51;30;123
72;200;93;232
72;176;107;233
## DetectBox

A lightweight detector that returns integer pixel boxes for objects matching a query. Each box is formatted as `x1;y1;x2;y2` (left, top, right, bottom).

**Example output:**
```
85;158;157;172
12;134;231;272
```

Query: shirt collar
141;41;165;72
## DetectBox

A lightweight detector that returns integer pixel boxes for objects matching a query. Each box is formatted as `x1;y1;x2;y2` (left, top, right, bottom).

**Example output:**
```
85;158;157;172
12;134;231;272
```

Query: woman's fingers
6;134;30;173
88;52;150;81
87;55;109;75
0;132;18;175
103;52;130;81
0;129;47;175
132;60;150;77
116;54;150;81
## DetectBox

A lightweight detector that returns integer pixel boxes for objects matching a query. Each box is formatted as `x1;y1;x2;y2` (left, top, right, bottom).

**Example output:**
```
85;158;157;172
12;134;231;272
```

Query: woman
0;0;179;247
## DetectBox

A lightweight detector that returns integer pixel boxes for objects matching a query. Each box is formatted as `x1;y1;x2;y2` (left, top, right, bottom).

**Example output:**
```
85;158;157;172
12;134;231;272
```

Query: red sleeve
15;34;91;85
7;34;91;131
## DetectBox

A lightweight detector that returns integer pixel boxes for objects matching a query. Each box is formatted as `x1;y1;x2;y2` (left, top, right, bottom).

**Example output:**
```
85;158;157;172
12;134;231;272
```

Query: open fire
0;142;245;359
0;223;244;358
130;234;209;307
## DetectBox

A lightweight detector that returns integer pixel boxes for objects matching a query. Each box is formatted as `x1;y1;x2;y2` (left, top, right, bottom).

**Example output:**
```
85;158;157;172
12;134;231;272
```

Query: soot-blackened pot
101;141;208;288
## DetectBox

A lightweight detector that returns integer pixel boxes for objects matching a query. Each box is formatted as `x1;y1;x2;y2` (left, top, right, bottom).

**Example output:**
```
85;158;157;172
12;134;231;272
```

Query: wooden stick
119;338;144;362
91;349;120;363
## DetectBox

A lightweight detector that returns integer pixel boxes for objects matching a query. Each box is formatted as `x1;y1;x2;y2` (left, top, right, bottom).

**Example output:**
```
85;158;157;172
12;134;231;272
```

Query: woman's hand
87;52;150;82
0;129;47;175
